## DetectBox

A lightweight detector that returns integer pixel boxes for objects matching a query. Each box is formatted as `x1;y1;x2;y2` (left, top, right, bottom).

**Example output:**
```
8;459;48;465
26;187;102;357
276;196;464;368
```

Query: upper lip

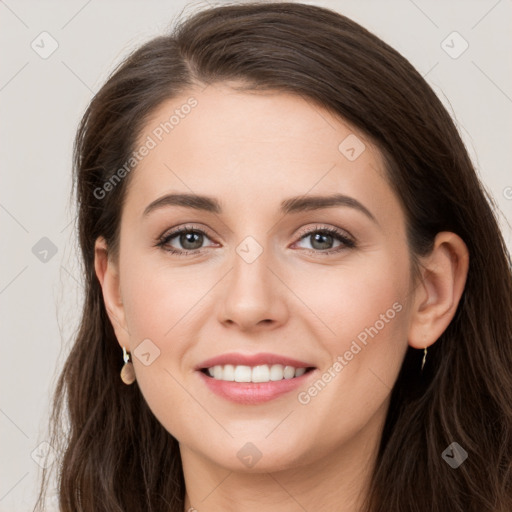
195;352;315;370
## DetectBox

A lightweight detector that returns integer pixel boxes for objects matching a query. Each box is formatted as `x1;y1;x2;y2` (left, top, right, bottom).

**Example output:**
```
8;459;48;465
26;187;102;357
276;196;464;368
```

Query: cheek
118;256;220;401
121;257;210;340
299;271;409;434
291;251;409;356
119;259;208;431
290;253;410;419
327;272;407;356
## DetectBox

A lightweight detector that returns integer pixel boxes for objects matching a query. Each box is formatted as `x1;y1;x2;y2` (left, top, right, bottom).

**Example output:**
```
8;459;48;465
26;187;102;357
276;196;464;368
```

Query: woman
36;2;512;511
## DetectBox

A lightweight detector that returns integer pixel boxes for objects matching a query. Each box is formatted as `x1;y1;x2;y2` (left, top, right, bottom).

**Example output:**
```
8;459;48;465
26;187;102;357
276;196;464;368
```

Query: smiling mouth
200;364;316;383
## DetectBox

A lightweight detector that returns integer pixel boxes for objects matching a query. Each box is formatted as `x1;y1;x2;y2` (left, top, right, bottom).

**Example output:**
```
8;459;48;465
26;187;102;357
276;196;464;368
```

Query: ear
408;232;469;349
94;236;130;350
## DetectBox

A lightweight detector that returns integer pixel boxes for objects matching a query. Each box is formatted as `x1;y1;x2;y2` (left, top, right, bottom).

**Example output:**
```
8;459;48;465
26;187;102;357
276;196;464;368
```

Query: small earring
120;346;136;385
421;347;428;372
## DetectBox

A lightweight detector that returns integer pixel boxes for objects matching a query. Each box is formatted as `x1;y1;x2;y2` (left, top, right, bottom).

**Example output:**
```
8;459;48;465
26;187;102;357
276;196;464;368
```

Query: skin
94;83;469;511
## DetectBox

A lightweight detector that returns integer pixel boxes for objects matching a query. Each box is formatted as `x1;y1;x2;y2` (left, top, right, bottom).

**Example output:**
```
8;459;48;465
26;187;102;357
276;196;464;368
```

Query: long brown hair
35;2;512;511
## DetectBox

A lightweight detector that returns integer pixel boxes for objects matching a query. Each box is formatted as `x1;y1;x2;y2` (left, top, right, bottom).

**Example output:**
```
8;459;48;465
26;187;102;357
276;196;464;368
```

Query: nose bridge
231;235;274;304
218;232;287;329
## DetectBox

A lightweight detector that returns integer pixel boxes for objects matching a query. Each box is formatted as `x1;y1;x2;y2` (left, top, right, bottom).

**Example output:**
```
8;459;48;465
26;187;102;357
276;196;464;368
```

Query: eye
156;225;216;256
293;225;355;254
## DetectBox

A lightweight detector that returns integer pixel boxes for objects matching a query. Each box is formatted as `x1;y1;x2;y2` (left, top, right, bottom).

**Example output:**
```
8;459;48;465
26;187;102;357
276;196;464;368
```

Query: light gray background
1;0;511;510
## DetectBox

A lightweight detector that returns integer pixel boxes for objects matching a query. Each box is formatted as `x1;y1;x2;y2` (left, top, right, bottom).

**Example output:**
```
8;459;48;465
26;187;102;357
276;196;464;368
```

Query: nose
218;244;289;333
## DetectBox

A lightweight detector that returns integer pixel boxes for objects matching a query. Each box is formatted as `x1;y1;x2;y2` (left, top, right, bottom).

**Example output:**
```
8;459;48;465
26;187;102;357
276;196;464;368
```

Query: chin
191;434;313;473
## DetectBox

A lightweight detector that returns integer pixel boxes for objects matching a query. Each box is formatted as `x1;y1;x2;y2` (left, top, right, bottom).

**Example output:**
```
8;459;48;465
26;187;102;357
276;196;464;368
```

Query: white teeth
283;366;295;379
252;365;270;383
269;364;283;381
223;364;235;381
204;364;309;382
234;365;252;382
213;365;223;380
295;367;306;377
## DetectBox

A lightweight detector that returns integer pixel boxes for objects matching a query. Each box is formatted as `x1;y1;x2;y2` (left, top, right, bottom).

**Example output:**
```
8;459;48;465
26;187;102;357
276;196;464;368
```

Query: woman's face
103;83;417;472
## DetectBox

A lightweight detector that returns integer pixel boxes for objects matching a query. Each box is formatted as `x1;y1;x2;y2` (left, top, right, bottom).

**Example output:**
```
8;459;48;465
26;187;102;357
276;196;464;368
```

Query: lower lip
197;369;316;404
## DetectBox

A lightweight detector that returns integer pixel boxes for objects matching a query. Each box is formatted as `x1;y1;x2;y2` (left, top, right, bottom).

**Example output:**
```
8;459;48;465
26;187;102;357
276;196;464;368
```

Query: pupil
312;233;332;250
181;232;203;250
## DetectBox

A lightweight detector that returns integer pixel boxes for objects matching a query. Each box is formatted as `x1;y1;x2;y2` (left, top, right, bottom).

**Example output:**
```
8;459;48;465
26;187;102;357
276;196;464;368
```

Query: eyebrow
143;192;377;223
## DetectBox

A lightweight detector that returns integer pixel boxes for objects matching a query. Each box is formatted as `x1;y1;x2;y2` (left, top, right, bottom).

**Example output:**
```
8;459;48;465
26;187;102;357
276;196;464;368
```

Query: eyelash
155;224;356;257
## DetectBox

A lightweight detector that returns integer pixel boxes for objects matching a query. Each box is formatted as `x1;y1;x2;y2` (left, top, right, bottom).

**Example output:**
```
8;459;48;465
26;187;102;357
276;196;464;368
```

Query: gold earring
120;346;136;385
421;347;428;372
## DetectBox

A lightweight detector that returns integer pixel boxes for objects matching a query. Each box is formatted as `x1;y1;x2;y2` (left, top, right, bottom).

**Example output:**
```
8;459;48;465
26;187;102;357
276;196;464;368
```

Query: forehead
124;83;399;223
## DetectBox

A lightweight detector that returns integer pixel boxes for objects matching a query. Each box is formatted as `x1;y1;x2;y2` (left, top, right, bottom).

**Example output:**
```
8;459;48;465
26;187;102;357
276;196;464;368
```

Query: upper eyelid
161;224;215;241
295;224;353;240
